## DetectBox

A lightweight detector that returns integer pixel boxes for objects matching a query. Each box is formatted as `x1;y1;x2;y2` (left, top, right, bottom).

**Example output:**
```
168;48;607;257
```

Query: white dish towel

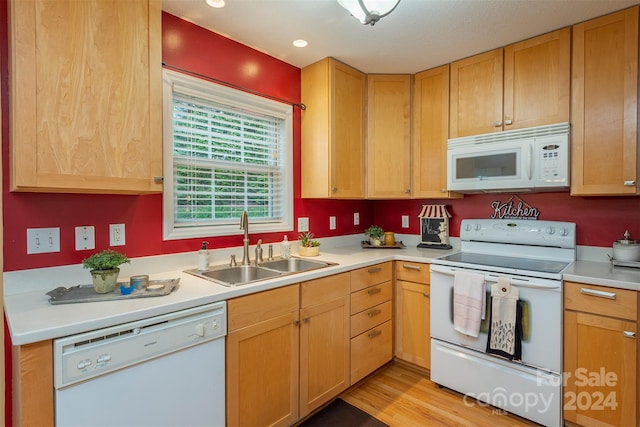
453;271;486;337
487;276;521;359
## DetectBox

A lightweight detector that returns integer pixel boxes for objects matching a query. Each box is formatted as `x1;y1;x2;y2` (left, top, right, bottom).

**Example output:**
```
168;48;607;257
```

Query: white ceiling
162;0;639;74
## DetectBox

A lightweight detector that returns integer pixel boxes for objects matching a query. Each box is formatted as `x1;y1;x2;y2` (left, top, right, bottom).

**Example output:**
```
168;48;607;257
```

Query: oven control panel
461;219;576;248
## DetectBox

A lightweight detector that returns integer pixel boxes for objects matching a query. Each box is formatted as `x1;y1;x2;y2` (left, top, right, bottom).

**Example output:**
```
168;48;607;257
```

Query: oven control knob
465;223;473;232
545;226;555;235
559;227;569;236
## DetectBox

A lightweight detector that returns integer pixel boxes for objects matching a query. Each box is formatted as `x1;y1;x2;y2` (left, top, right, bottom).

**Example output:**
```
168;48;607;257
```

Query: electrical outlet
329;216;336;230
109;224;126;246
27;227;61;254
75;226;96;250
402;215;410;228
354;212;360;225
298;217;309;232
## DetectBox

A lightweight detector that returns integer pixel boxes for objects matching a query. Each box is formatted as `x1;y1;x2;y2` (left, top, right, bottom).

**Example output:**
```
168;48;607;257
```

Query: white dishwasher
54;301;226;427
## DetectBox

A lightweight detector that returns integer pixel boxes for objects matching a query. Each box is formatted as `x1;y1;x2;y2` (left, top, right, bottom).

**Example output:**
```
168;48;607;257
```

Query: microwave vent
448;122;570;148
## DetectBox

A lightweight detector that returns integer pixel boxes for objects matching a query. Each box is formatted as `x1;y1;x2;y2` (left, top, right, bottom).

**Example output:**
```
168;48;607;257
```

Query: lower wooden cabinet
226;274;350;426
394;261;430;369
564;281;638;427
350;263;394;383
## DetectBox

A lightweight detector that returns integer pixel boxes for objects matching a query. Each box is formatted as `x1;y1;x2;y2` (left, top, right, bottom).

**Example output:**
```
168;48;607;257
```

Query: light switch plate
329;216;336;230
75;226;96;250
27;227;61;254
298;217;309;232
402;215;410;228
354;212;360;225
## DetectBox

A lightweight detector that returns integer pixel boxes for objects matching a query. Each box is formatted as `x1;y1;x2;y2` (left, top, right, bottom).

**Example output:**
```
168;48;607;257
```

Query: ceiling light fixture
337;0;400;26
205;0;225;8
293;39;308;48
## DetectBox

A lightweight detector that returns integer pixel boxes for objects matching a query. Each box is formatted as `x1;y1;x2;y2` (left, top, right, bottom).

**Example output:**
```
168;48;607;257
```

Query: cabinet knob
153;176;164;183
493;121;503;127
423;292;430;297
293;320;301;326
504;119;513;125
623;331;636;338
623;180;636;186
404;189;411;194
331;187;338;192
303;317;310;323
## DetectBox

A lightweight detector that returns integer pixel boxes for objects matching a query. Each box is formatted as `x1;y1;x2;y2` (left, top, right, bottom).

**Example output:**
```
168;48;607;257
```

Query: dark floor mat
299;398;389;427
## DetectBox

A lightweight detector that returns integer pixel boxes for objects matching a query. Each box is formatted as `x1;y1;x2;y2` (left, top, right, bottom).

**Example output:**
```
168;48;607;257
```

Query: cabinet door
571;7;639;195
394;280;430;369
301;58;365;198
564;311;637;427
412;65;462;199
366;74;412;198
9;0;162;194
504;28;570;130
299;295;350;416
450;49;503;138
226;312;300;427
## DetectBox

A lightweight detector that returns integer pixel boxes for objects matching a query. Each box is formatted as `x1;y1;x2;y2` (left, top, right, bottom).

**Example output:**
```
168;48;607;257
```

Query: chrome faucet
240;210;251;265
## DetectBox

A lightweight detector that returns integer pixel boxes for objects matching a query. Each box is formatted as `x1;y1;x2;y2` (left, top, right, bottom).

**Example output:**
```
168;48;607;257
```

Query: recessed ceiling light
205;0;225;8
293;39;308;48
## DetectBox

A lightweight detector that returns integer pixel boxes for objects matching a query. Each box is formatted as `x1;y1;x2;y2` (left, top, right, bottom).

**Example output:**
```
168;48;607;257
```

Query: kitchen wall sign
418;205;452;249
490;195;540;220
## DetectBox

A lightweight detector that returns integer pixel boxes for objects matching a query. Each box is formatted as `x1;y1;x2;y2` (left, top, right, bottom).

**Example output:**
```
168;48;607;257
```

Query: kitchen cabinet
350;263;394;383
9;0;163;194
227;285;300;427
564;281;638;427
299;273;350;415
571;6;640;196
366;75;412;198
301;58;366;198
412;65;462;199
394;261;430;369
226;274;350;426
449;28;570;138
12;340;54;427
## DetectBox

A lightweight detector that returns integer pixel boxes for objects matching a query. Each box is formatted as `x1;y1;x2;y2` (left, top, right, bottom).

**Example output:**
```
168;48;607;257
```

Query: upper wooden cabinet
450;28;570;138
9;0;163;194
412;65;462;199
366;74;412;198
301;58;366;198
571;7;640;196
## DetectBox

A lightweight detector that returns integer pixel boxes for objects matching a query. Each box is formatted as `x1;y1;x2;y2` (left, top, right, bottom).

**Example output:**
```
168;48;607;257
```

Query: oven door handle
430;265;561;289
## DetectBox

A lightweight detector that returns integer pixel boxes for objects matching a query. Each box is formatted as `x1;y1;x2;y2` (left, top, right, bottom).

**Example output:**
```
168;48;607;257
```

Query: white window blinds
162;70;293;240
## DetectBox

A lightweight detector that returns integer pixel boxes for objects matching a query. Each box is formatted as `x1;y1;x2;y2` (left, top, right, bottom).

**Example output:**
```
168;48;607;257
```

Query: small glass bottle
281;235;290;259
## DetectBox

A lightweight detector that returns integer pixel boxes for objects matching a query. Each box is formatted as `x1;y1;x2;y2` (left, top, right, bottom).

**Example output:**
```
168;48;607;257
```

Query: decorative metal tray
611;259;640;269
46;278;180;305
361;240;406;249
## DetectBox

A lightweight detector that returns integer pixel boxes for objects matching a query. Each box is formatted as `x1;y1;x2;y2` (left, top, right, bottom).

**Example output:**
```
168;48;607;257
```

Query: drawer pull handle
367;267;382;274
367;308;381;317
424;292;430;297
580;288;616;300
623;180;635;186
402;264;421;271
623;331;636;338
294;320;301;326
303;317;310;323
368;330;382;339
367;287;382;295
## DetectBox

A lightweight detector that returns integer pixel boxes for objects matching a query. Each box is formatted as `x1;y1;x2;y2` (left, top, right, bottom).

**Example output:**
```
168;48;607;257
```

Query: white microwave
447;122;570;193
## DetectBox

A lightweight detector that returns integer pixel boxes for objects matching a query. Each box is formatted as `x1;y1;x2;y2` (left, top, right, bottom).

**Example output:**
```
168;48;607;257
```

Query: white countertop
4;235;452;345
5;235;640;346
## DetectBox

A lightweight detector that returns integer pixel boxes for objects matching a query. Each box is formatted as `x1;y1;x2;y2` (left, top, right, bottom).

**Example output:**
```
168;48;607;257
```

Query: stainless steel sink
185;257;336;287
259;258;332;273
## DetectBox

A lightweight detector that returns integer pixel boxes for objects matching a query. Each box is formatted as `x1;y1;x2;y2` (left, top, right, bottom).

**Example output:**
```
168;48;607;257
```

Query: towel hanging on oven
486;277;522;360
453;271;486;337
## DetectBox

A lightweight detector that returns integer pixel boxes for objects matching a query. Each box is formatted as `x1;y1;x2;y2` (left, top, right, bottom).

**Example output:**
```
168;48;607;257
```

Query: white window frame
162;69;293;240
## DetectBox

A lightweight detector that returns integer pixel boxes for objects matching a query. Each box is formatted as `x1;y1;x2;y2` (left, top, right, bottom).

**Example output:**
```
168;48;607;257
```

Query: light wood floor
340;361;539;427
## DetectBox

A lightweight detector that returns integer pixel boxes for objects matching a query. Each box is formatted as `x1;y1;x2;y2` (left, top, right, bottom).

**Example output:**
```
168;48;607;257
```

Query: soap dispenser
197;241;210;271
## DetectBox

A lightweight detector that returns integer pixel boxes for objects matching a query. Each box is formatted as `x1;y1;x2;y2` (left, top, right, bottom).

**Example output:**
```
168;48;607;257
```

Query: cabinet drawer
395;261;430;284
351;281;392;314
350;301;392;338
351;320;393;384
301;272;350;308
565;281;637;321
228;284;300;332
350;262;392;292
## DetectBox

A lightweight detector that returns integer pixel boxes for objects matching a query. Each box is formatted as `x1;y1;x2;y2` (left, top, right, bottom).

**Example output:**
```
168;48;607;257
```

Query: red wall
0;11;373;272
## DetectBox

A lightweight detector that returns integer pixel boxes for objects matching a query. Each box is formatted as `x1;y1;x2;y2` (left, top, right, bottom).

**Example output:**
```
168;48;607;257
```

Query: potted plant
298;232;320;257
82;249;130;293
365;225;384;246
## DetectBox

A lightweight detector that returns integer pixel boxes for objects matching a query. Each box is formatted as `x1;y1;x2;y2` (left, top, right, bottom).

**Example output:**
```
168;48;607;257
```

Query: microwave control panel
535;136;568;185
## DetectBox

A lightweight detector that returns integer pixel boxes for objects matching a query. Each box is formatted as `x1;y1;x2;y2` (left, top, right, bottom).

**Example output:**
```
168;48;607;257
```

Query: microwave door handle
525;143;533;180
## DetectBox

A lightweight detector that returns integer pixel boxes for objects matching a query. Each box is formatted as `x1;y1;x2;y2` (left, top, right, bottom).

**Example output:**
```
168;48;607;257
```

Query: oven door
430;264;561;372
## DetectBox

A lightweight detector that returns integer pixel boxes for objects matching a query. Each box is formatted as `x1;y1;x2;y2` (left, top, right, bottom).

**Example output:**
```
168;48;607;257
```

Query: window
162;69;293;240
